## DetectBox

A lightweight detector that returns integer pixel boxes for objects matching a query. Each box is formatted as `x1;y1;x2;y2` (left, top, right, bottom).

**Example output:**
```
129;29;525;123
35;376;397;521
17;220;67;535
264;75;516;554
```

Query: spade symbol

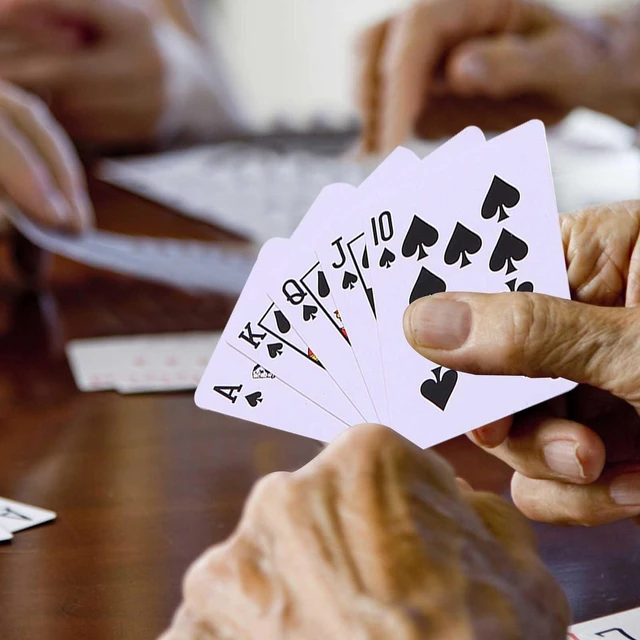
274;310;291;334
342;271;358;290
303;304;318;321
379;248;396;269
402;216;439;260
409;267;446;304
420;367;458;411
362;246;370;269
245;392;263;407
317;270;330;298
481;176;521;222
506;278;534;292
267;342;284;358
490;229;529;275
444;223;482;268
365;287;375;314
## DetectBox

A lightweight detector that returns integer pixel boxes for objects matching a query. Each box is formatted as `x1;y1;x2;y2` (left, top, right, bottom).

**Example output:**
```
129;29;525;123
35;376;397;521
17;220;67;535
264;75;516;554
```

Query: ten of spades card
313;129;486;425
367;120;576;447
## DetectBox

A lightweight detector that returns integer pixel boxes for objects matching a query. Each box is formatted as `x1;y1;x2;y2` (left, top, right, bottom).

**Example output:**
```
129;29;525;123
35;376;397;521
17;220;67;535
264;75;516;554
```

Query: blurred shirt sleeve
153;11;247;144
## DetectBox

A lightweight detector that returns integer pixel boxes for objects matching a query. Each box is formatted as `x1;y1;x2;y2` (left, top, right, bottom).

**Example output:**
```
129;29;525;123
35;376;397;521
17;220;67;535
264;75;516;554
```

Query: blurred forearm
583;5;640;126
154;0;246;143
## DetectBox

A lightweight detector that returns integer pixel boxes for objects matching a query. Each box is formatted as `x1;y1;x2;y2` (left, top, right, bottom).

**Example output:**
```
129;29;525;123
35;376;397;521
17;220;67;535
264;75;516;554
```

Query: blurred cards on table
100;110;640;244
195;120;577;447
66;332;220;394
0;497;56;544
569;606;640;639
100;144;372;243
9;212;254;297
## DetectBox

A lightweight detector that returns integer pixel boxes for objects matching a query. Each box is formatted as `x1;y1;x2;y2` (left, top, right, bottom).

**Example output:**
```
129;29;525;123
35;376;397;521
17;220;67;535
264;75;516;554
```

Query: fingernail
47;190;71;224
457;55;487;82
611;473;640;506
408;298;471;350
472;426;498;448
543;441;585;479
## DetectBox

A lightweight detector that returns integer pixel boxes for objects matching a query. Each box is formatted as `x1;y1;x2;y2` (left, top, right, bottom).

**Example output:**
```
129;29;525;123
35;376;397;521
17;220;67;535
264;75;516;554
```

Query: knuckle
249;471;293;508
558;497;600;527
501;293;549;374
512;475;599;526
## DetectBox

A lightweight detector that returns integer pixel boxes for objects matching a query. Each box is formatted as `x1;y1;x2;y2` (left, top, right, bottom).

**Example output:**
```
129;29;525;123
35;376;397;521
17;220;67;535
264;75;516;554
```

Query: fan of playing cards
195;121;577;448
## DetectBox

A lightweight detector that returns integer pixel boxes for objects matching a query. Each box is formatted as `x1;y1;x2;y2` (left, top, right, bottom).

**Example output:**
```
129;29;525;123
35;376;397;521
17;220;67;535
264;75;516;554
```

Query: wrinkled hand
0;0;165;146
161;424;569;640
0;80;91;233
404;202;640;526
356;0;635;152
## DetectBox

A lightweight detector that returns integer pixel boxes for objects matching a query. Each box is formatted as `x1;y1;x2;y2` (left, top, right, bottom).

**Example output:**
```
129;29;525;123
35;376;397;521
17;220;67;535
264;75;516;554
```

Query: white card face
195;341;347;443
0;497;56;533
0;525;12;542
313;133;484;424
569;607;640;639
223;240;364;425
368;121;576;447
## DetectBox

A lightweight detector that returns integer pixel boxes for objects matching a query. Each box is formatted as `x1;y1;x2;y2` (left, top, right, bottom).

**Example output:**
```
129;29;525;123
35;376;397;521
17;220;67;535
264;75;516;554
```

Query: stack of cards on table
0;497;56;543
67;332;220;394
568;606;640;639
195;121;577;447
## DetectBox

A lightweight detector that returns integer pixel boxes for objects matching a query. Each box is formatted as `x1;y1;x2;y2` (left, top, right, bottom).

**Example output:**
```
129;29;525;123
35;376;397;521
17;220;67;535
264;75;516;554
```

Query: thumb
403;292;640;401
445;33;570;100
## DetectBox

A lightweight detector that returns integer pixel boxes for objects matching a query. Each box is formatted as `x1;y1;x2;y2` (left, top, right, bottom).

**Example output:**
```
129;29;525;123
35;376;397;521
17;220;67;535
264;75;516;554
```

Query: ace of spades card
367;120;576;448
196;341;346;442
223;239;364;426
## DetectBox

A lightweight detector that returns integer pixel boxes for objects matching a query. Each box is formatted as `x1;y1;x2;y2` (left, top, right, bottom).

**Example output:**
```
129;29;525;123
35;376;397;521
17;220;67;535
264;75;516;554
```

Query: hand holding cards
195;121;577;447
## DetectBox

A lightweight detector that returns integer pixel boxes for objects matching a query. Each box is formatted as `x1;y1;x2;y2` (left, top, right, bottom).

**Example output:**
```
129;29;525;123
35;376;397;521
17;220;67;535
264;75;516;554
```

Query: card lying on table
196;121;577;447
0;497;56;534
569;606;640;639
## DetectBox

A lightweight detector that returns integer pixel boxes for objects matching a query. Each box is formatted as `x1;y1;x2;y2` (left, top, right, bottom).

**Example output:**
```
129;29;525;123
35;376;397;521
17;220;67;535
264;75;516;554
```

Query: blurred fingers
0;111;71;229
354;19;388;155
479;414;606;484
512;464;640;526
446;34;559;99
376;0;546;151
1;87;92;231
0;83;91;232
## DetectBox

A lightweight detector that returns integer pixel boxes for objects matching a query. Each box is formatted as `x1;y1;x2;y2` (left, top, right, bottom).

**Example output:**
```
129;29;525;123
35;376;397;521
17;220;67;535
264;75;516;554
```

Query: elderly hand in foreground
161;423;568;640
0;80;92;233
404;202;640;527
356;0;640;152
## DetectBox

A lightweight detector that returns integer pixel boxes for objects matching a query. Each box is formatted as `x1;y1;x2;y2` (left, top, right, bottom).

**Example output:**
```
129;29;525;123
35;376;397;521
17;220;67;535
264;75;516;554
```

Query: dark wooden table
0;178;638;640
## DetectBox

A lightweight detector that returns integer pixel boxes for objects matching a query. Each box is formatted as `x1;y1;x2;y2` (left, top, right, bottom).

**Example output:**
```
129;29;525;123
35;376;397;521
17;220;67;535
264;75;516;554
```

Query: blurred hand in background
0;80;91;233
0;0;166;147
356;0;640;153
0;0;242;149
